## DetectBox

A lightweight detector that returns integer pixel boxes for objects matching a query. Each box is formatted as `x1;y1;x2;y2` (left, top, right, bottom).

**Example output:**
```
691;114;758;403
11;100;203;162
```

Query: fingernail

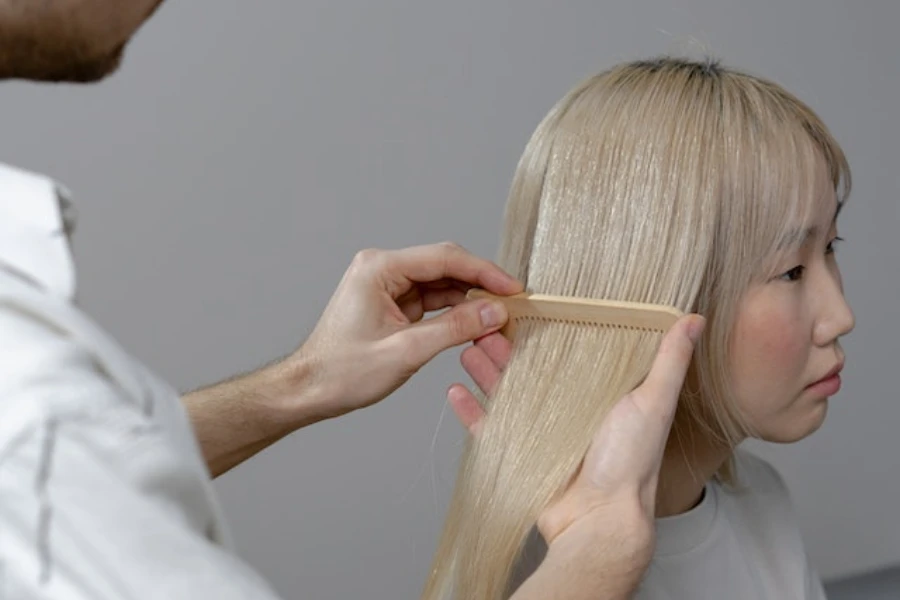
506;272;524;286
480;301;506;328
495;270;524;290
687;317;706;344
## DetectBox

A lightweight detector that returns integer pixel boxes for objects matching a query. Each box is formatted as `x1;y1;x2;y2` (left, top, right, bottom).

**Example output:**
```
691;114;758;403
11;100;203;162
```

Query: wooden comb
467;289;684;340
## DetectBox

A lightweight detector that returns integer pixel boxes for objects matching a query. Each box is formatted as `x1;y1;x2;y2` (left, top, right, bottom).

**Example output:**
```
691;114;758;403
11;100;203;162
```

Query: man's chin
42;46;126;83
3;42;126;84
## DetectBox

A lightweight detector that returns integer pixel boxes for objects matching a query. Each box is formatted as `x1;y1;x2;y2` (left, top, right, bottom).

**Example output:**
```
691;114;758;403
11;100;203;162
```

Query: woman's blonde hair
422;57;850;599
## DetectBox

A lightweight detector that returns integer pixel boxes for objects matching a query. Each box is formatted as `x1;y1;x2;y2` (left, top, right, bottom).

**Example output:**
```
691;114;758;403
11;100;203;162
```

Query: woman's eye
780;265;806;282
826;236;845;255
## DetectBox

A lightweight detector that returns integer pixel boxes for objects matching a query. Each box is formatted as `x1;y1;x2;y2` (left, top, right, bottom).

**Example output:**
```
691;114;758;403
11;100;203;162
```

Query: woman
425;57;854;599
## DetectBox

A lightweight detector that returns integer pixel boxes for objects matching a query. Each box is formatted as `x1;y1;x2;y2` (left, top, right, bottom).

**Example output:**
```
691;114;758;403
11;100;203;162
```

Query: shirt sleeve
0;302;285;599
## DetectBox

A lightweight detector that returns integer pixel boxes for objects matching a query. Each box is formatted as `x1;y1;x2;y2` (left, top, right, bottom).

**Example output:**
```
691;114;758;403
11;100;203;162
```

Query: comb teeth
514;315;667;334
467;289;683;340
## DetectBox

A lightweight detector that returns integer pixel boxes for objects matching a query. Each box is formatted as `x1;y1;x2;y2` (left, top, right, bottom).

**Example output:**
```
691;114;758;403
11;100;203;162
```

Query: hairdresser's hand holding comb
449;314;706;600
188;242;520;477
296;243;522;419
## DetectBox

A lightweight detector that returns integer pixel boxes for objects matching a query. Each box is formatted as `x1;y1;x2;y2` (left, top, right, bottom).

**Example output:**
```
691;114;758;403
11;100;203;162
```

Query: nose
812;266;855;346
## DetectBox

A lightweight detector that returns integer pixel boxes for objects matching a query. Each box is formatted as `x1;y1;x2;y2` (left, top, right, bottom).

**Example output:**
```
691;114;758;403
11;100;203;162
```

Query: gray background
2;1;898;598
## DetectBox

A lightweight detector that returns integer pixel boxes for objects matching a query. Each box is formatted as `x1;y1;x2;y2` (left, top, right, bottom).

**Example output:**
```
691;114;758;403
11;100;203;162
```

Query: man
0;2;704;598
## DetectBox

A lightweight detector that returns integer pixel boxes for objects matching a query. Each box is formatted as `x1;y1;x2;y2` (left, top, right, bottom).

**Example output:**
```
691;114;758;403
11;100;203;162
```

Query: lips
807;361;844;388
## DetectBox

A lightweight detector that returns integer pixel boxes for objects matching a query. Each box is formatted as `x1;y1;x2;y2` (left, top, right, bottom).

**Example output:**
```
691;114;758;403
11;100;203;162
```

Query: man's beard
0;0;169;84
0;37;128;83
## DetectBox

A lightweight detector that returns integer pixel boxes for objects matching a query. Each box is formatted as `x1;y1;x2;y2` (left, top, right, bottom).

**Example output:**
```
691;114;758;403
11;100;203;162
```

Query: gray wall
3;1;897;598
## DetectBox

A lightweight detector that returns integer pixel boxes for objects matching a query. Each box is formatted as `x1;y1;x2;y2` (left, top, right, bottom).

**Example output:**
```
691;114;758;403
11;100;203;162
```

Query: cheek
730;299;809;416
741;318;806;363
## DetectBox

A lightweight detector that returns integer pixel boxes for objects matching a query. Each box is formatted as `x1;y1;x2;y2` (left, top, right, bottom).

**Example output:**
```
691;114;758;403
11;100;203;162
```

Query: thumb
629;314;706;428
574;315;705;495
395;300;508;367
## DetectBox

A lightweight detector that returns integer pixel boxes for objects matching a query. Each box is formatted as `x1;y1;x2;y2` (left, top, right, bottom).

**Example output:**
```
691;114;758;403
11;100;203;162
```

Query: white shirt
0;163;282;599
513;450;827;599
635;451;827;599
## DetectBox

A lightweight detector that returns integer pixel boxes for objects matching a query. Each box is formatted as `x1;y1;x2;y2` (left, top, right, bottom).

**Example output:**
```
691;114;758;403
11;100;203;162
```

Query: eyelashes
826;236;845;254
778;236;844;283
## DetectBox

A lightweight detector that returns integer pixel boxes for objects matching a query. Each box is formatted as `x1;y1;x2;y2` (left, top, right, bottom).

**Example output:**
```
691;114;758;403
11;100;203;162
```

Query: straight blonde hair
422;57;850;600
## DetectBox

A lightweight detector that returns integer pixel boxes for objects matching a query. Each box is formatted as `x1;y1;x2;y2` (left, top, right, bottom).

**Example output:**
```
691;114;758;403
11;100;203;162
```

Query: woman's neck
654;430;734;518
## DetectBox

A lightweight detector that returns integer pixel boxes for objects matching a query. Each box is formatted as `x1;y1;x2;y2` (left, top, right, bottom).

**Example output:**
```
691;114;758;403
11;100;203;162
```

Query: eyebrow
777;201;844;251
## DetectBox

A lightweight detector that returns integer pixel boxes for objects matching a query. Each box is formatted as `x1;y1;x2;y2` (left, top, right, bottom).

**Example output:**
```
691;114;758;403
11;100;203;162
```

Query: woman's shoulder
715;449;798;521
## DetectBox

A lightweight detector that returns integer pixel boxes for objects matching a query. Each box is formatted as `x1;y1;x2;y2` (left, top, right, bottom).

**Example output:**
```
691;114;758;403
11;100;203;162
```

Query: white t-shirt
635;450;826;599
0;163;283;598
512;450;826;599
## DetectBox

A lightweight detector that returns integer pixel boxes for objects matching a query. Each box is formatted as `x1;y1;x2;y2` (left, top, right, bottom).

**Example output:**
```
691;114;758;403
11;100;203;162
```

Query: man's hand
448;315;705;599
184;242;522;477
293;242;522;420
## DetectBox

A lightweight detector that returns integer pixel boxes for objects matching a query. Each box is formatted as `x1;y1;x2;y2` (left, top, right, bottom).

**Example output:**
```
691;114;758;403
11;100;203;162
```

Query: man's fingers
630;314;705;425
398;287;470;322
474;331;513;371
384;243;523;297
419;288;469;313
447;384;486;436
394;300;509;368
460;344;504;396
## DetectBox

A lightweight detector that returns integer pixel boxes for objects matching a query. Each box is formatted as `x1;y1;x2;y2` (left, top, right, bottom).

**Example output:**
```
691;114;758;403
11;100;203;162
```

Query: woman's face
728;180;855;443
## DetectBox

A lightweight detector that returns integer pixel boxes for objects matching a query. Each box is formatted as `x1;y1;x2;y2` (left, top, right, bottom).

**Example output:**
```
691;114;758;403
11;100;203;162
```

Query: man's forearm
182;353;331;477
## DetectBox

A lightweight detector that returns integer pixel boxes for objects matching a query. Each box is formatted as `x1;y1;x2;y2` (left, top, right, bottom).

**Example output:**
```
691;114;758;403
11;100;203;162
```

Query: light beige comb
467;289;684;340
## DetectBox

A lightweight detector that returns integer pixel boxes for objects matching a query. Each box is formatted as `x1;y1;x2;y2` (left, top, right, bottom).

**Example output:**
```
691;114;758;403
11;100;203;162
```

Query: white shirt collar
0;162;77;299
